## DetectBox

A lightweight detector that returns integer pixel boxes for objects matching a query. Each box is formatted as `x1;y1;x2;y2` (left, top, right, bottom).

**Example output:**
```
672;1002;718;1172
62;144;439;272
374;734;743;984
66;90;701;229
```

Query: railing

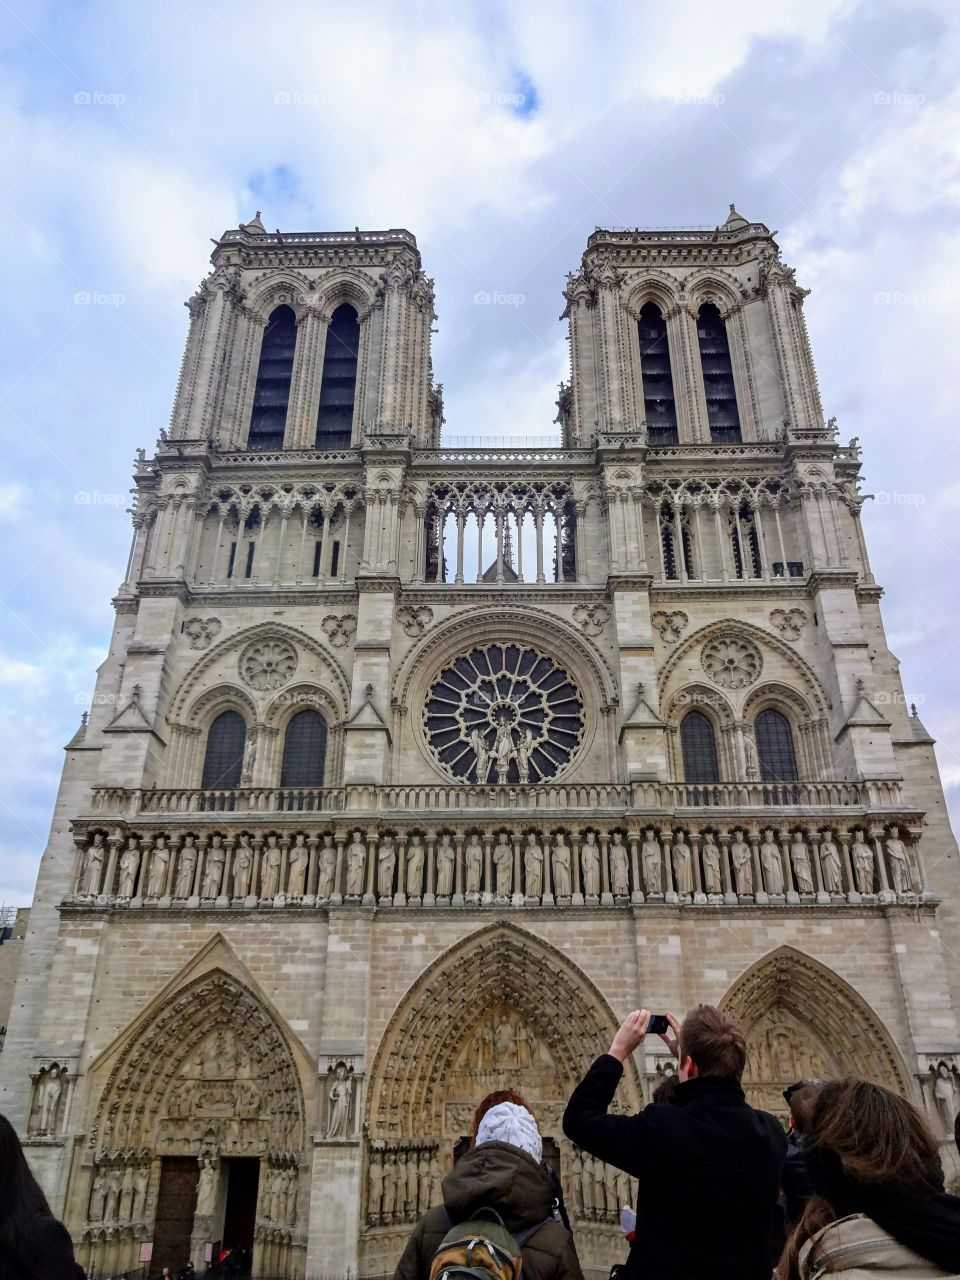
85;777;907;820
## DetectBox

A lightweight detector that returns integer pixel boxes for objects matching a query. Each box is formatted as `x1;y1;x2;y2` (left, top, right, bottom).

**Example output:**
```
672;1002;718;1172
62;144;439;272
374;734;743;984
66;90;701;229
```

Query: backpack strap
513;1215;553;1248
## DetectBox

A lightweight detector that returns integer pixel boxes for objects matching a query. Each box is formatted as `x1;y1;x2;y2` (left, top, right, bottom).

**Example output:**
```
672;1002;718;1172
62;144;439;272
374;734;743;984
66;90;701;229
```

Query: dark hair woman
777;1078;960;1279
0;1113;85;1279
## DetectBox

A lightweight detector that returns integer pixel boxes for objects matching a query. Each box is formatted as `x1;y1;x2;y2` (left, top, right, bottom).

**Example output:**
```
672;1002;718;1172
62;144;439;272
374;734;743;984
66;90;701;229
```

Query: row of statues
256;1165;298;1226
74;824;916;905
367;1147;443;1225
88;1163;150;1225
567;1150;635;1221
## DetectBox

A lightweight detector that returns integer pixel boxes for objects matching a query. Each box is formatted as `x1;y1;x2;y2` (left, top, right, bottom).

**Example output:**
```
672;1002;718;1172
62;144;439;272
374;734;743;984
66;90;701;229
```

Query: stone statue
581;830;601;897
515;728;535;784
377;835;396;899
580;1153;594;1214
120;1165;135;1221
406;1148;419;1218
471;726;491;783
203;834;226;897
288;834;308;898
436;833;455;897
493;832;512;898
260;834;282;898
731;829;752;896
610;831;630;896
82;833;104;895
641;828;662;895
36;1064;63;1134
523;832;543;898
90;1169;108;1221
429;1153;443;1204
105;1168;122;1221
133;1165;148;1221
702;832;722;894
933;1062;957;1135
885;826;911;895
326;1065;353;1139
406;834;425;897
382;1154;398;1219
368;1154;383;1222
851;828;874;894
317;838;336;899
569;1150;583;1214
174;835;197;898
494;720;515;783
146;838;169;897
790;833;814;894
552;833;572;897
118;838;140;897
671;832;692;896
819;830;842;894
232;835;252;897
593;1154;607;1214
285;1168;297;1225
346;831;367;896
464;833;483;896
760;829;784;895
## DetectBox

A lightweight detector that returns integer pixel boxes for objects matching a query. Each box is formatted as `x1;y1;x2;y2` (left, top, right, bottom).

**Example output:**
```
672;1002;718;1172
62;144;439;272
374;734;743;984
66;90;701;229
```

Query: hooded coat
393;1140;584;1280
799;1214;960;1278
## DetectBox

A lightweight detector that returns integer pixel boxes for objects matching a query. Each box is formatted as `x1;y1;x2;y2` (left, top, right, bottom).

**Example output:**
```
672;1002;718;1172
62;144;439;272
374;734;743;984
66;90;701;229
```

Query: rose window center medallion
424;644;584;784
701;634;762;689
239;639;298;691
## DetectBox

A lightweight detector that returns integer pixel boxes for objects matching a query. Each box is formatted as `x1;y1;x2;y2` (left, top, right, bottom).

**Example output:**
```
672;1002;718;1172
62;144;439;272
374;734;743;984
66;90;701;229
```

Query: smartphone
647;1014;669;1035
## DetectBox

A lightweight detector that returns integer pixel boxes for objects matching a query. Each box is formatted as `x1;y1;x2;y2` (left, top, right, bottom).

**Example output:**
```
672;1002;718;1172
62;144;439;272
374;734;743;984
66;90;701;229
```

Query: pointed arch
366;922;640;1138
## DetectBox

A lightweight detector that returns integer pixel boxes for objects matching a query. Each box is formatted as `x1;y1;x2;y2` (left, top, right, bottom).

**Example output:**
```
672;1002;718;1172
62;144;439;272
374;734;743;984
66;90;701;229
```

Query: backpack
429;1206;549;1280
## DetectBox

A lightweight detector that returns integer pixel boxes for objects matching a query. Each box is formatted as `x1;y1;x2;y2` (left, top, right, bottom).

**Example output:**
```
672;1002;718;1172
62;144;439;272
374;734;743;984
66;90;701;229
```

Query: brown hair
777;1078;939;1279
679;1005;747;1080
471;1091;533;1141
786;1083;821;1133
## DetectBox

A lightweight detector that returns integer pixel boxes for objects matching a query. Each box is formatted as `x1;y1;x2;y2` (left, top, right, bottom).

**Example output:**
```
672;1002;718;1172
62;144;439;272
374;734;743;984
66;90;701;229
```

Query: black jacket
3;1210;85;1280
563;1054;786;1280
782;1130;813;1228
394;1140;584;1280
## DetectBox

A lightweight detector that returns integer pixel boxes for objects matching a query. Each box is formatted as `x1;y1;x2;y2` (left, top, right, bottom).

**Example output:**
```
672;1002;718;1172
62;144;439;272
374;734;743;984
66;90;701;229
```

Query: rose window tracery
238;639;298;691
701;634;762;689
424;644;584;784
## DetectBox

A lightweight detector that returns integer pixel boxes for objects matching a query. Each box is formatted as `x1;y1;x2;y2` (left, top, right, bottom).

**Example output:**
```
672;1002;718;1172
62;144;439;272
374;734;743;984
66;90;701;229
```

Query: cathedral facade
2;208;959;1279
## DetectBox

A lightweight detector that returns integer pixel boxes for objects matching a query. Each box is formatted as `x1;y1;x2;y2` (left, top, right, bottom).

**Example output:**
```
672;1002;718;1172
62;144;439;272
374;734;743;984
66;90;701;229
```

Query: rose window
701;634;762;689
424;644;584;783
238;639;298;691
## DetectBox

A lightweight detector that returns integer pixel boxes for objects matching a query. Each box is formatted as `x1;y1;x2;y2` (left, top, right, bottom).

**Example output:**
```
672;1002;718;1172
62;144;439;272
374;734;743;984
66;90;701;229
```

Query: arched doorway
721;946;912;1122
361;923;641;1276
82;966;307;1278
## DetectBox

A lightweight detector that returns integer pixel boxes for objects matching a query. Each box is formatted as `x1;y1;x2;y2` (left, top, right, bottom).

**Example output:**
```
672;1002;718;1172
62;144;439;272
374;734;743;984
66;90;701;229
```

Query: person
563;1005;786;1280
782;1080;821;1229
178;1264;197;1280
0;1113;85;1279
395;1091;584;1279
778;1077;960;1278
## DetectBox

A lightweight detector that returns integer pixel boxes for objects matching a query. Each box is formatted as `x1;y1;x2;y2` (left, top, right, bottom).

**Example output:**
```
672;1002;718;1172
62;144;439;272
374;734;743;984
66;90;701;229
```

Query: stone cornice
807;569;861;592
650;581;809;603
399;585;610;606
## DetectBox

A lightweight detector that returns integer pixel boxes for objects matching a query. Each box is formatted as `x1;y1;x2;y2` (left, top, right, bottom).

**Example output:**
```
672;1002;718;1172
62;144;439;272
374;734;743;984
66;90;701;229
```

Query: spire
239;210;267;235
723;203;749;231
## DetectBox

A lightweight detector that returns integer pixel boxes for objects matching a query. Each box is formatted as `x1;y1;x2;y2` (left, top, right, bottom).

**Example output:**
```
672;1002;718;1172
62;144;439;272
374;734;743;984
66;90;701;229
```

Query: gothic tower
2;209;958;1278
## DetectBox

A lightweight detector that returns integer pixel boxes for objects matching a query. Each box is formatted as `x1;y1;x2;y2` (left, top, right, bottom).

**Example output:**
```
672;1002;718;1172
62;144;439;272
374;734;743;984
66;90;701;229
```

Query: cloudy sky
1;0;958;906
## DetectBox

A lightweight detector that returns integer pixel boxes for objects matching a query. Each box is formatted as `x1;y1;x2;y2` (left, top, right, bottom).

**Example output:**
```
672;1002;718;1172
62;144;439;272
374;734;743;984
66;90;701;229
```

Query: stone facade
1;207;959;1279
0;907;29;1047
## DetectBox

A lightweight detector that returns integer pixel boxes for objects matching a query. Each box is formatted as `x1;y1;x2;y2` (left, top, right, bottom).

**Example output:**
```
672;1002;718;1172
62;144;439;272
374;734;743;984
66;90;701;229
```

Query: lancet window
638;302;677;445
697;303;741;443
280;709;328;788
201;711;246;789
316;304;360;447
248;305;297;451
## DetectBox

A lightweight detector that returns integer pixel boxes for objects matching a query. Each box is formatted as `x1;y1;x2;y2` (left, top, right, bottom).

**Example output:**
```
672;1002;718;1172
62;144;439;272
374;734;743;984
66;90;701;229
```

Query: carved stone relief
321;614;357;648
701;634;763;689
572;603;610;637
651;610;689;644
238;638;298;691
396;604;434;638
769;608;807;641
183;616;223;649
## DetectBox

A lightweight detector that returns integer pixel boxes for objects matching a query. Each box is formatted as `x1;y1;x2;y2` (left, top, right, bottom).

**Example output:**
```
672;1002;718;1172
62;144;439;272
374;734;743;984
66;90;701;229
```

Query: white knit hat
475;1101;543;1164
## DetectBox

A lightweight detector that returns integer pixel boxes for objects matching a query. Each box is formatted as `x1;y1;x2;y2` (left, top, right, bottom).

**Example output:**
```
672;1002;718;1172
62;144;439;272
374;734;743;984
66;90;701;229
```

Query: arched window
659;504;695;580
248;305;297;451
638;302;677;445
201;710;246;789
697;303;741;443
280;709;328;788
755;709;798;782
730;505;762;579
680;710;720;784
316;304;360;447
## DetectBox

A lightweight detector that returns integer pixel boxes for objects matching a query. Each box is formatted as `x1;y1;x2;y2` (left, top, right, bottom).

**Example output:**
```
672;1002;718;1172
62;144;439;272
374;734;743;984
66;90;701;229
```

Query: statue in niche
552;833;572;898
702;832;722;894
90;1168;108;1221
429;1152;443;1204
436;833;456;896
260;834;282;898
174;835;197;898
790;832;814;894
418;1150;431;1216
120;1165;135;1221
641;829;662;895
760;829;784;895
118;837;140;897
146;837;169;897
346;831;367;897
671;832;692;896
885;826;911;895
471;727;491;784
524;832;543;898
515;728;535;784
382;1153;398;1220
203;834;226;898
494;720;515;783
819;830;842;894
133;1165;148;1221
851;828;874;894
232;834;253;897
580;1153;594;1215
326;1064;353;1139
285;1168;297;1225
933;1063;957;1136
82;833;105;895
35;1064;64;1134
377;835;396;899
287;834;307;898
105;1168;122;1221
406;1149;419;1217
581;830;601;897
610;831;630;896
317;837;336;899
406;834;425;897
368;1153;383;1222
731;829;753;896
464;833;483;896
493;832;513;898
568;1150;583;1214
593;1156;607;1215
496;1015;516;1066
